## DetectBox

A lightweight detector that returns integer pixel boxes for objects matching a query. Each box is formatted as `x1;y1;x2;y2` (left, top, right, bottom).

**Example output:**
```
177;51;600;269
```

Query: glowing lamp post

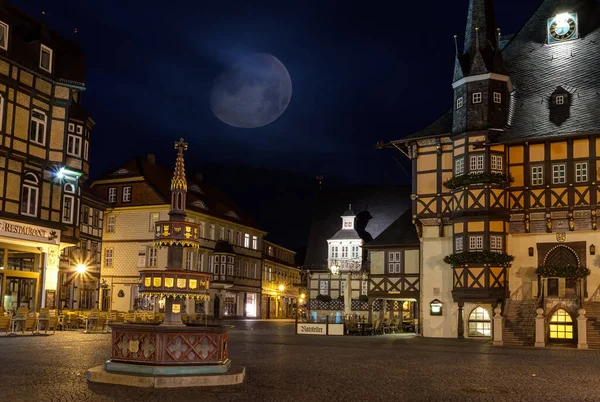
76;264;87;274
329;264;340;275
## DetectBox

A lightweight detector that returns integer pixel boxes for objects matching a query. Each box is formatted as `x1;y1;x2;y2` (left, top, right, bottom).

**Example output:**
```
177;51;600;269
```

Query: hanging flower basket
443;250;514;267
535;265;590;278
444;172;514;190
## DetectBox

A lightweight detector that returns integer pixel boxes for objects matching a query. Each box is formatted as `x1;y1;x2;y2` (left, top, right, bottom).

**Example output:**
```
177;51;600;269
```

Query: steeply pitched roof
92;156;260;229
329;228;361;241
497;0;600;142
363;210;419;248
303;184;412;271
399;109;453;141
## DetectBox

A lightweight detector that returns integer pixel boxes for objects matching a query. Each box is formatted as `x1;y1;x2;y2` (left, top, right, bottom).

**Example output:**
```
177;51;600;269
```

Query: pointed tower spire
463;0;498;53
170;138;188;219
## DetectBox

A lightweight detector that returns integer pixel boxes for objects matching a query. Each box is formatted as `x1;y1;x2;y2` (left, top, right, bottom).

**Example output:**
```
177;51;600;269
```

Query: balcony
451;266;508;302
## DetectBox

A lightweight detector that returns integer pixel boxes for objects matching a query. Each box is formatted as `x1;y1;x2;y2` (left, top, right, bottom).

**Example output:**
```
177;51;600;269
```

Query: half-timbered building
380;0;600;345
0;2;93;312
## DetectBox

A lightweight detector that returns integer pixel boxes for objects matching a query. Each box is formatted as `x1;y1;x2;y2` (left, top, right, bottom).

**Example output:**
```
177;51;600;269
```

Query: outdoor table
9;316;26;336
85;315;98;333
35;316;49;335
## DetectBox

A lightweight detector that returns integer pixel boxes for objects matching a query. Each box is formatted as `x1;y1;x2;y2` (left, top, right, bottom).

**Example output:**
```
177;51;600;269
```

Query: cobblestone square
1;320;600;402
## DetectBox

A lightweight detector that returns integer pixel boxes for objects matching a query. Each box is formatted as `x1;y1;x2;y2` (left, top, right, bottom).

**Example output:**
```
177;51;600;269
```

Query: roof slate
363;210;419;248
329;228;361;241
399;109;453;141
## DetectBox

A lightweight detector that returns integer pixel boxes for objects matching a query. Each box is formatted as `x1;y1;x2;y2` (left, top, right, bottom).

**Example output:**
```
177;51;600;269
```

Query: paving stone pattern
1;320;600;402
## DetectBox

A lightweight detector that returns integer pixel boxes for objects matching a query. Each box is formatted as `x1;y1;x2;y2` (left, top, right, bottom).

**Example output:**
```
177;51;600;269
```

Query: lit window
455;236;463;252
104;248;114;267
148;247;157;267
244;233;250;248
552;164;566;184
108;187;117;203
62;183;75;224
186;251;194;270
472;92;482;104
219;226;225;240
319;280;328;296
468;307;491;337
106;216;115;233
491;155;503;171
575;162;588;183
493;92;502;104
0;21;9;51
455;158;464;175
149;212;160;231
67;134;81;157
252;235;258;250
197;252;204;272
532;166;544;185
29;109;46;145
456;97;464;110
21;173;39;217
469;235;483;250
122;186;131;202
490;235;502;252
40;44;53;73
549;309;573;340
470;155;484;173
556;95;565;105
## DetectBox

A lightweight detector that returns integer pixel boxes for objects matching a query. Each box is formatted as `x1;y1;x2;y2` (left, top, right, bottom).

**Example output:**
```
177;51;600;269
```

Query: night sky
13;0;543;183
12;0;543;248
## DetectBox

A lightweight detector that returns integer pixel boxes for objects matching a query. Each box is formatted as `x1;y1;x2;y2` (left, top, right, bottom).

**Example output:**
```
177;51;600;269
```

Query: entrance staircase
502;300;537;346
584;301;600;349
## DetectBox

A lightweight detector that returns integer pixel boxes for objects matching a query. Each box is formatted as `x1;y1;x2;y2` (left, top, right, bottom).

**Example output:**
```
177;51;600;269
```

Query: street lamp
330;264;340;275
278;284;285;292
76;264;87;274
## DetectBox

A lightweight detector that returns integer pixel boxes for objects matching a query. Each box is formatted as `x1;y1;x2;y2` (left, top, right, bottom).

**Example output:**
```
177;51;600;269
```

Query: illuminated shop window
549;309;573;340
468;307;491;337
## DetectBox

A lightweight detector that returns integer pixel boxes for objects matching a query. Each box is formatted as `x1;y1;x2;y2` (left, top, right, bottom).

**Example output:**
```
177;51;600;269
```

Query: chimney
147;154;156;165
196;173;203;182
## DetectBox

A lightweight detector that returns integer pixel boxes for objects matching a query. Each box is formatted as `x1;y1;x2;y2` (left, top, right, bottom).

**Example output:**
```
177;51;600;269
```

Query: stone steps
502;300;537;346
584;302;600;349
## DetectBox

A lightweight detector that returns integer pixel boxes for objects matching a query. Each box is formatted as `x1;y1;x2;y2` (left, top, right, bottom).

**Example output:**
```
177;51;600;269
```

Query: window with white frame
29;109;46;145
532;166;544;185
490;236;502;252
469;235;483;250
342;246;348;258
219;226;225;240
470;154;484;173
388;262;401;274
236;231;242;245
67;134;81;156
491;155;503;171
455;236;463;252
210;225;216;240
575;162;588;183
148;247;158;267
253;263;258;279
196;252;204;271
104;248;113;267
552;164;566;184
137;246;147;268
556;95;565;105
106;215;115;233
21;173;39;217
40;44;53;72
228;229;233;243
243;261;249;277
472;92;482;104
122;186;132;202
68;123;74;133
252;235;258;250
493;92;502;104
456;97;464;109
244;233;250;247
0;21;9;50
208;255;214;273
76;125;83;135
62;183;75;224
351;246;359;258
361;280;368;296
108;187;117;203
319;280;328;296
455;158;465;175
331;246;338;258
149;212;159;231
186;251;194;270
84;140;89;160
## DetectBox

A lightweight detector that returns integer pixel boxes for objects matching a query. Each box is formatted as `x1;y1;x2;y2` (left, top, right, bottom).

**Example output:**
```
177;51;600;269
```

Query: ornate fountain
87;139;245;388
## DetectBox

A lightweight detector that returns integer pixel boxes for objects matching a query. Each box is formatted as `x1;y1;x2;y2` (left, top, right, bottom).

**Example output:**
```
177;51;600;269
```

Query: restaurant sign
297;323;327;335
0;219;59;245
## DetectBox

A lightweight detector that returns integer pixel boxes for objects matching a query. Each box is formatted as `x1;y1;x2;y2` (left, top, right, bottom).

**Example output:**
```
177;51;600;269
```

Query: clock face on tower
547;12;578;44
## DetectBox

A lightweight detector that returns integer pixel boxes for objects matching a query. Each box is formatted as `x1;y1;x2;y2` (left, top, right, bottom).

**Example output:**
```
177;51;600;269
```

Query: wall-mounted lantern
528;247;534;257
430;299;443;316
591;244;596;256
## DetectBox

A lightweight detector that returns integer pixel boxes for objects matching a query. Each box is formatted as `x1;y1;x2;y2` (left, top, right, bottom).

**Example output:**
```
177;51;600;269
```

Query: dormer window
456;97;464;110
493;92;502;104
0;22;9;51
472;92;482;104
555;95;565;105
189;184;204;194
225;211;239;219
40;44;53;73
192;200;208;210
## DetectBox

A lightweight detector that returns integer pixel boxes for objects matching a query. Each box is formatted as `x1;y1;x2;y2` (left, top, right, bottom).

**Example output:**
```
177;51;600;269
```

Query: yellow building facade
261;241;301;319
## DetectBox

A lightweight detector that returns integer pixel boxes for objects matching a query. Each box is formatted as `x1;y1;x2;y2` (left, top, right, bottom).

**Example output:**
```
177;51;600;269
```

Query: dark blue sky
13;0;543;185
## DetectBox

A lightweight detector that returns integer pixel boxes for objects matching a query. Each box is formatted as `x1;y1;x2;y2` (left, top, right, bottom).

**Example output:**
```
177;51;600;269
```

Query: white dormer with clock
547;12;578;44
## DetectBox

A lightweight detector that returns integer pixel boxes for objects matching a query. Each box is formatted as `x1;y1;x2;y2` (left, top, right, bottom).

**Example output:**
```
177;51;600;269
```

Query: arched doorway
542;245;580;297
468;307;491;337
548;309;574;342
214;296;221;319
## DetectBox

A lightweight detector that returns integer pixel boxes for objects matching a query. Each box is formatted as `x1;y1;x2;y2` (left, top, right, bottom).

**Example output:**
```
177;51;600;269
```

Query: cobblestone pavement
1;320;600;402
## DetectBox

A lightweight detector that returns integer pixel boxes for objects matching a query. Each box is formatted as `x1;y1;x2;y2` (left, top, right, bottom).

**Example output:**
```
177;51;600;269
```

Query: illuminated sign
0;219;59;244
297;324;327;335
177;278;186;289
172;304;181;313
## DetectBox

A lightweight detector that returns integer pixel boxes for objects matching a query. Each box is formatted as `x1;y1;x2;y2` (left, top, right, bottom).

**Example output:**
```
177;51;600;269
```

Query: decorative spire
169;138;188;217
463;0;497;54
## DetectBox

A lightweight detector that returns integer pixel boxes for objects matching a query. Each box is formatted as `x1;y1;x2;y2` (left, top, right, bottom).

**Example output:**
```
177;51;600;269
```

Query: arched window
21;173;39;217
468;307;491;337
549;309;574;340
62;183;75;224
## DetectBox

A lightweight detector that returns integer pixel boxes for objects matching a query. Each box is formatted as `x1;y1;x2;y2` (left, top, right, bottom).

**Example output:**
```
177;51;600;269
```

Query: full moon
210;53;292;129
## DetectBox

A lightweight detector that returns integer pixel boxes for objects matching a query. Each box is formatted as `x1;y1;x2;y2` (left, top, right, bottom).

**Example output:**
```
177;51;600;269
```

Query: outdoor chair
0;316;10;335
